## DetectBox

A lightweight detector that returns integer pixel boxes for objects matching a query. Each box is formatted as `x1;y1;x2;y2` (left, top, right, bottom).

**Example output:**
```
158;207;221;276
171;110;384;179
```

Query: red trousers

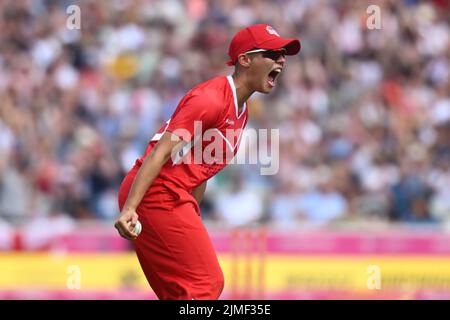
118;166;224;300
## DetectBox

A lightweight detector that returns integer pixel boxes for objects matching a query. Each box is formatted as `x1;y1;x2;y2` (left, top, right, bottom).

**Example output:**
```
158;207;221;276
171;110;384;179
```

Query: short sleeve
166;94;220;142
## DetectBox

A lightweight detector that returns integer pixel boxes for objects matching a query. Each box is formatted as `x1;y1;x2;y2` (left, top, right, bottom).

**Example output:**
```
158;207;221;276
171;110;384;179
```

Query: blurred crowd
1;0;450;229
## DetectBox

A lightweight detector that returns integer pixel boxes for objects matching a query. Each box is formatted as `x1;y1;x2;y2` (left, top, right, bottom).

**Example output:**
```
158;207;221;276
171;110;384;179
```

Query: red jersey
135;75;248;193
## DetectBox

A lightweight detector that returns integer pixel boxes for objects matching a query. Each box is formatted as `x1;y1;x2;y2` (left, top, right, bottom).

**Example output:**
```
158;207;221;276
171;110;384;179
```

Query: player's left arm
192;180;207;204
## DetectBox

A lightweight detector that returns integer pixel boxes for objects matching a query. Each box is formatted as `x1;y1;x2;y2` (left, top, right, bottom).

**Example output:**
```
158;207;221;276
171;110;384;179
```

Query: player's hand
114;209;139;240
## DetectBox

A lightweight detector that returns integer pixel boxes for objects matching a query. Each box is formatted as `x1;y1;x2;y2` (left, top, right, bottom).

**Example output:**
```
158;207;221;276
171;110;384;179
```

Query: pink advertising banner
211;229;450;255
5;226;450;254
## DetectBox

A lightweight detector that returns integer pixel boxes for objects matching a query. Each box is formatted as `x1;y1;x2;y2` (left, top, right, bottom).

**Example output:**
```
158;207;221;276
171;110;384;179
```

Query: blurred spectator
428;155;450;222
214;173;264;227
0;218;14;250
298;166;348;225
269;180;303;227
390;146;436;223
0;153;32;224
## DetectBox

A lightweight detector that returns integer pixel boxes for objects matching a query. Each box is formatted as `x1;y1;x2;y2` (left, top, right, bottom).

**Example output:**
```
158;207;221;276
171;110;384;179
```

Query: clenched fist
114;209;139;240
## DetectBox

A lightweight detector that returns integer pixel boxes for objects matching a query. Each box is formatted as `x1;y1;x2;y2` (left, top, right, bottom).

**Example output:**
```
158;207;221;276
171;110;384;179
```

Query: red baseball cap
227;24;301;66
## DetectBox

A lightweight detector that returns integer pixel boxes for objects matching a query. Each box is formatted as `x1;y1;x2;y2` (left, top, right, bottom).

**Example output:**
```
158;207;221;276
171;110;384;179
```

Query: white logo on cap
266;26;280;37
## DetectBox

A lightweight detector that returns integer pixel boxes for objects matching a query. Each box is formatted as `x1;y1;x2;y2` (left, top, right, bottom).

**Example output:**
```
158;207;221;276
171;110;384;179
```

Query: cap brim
226;37;301;66
259;38;301;55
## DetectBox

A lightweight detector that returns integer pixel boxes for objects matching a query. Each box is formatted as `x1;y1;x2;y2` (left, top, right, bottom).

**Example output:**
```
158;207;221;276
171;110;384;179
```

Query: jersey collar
226;75;247;119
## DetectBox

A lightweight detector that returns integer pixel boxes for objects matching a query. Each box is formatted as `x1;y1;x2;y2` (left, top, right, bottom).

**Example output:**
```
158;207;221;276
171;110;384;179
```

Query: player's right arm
114;131;184;240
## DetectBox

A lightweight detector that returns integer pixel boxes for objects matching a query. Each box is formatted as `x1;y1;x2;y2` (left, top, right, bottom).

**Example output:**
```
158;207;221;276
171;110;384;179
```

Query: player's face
247;49;286;93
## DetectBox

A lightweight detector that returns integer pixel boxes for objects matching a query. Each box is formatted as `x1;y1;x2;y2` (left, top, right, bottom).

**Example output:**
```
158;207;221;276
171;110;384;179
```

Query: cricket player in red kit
115;24;300;300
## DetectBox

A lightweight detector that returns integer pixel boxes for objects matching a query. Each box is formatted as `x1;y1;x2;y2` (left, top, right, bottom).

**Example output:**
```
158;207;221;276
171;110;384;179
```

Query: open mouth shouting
267;67;282;88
